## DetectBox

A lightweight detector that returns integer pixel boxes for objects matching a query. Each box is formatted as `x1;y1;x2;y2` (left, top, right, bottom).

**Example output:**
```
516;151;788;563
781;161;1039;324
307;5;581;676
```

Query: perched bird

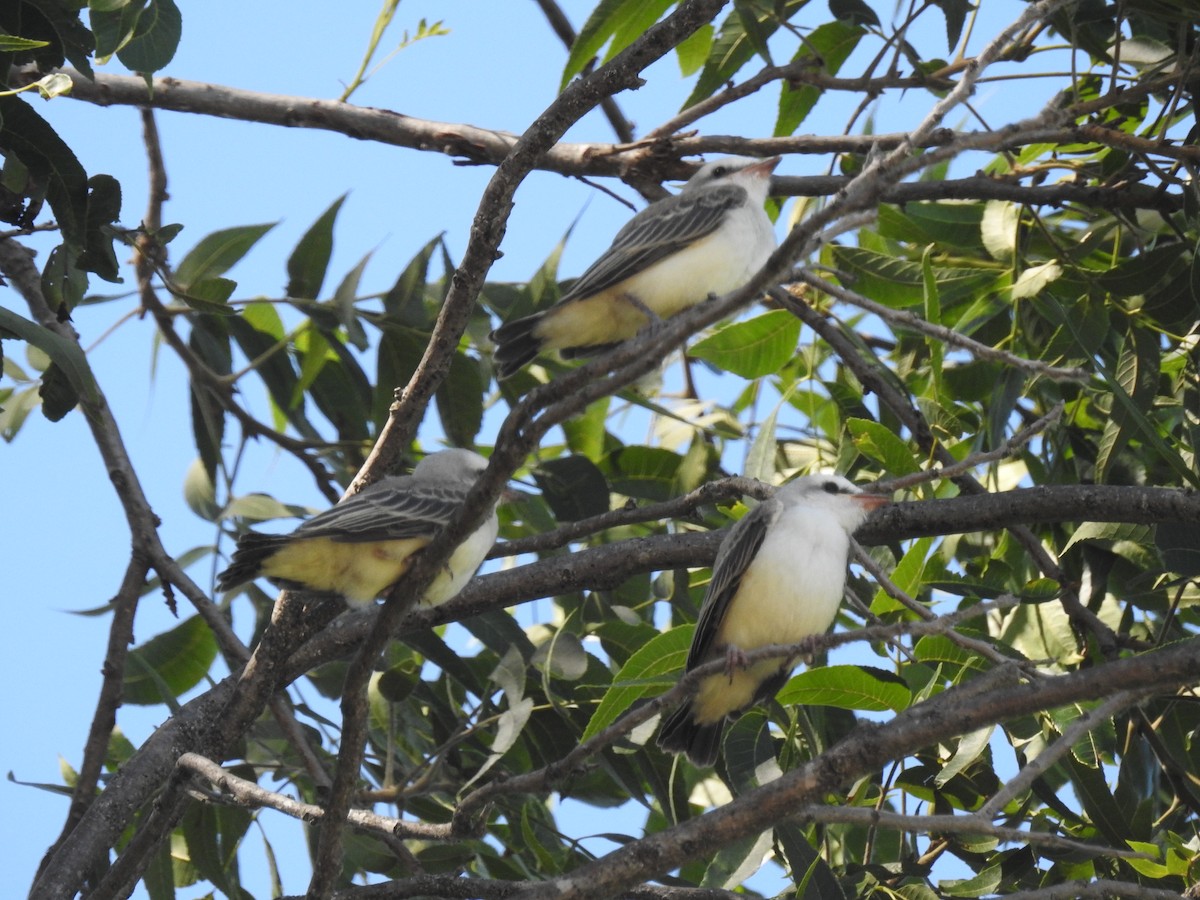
216;449;498;607
490;156;780;378
656;474;889;767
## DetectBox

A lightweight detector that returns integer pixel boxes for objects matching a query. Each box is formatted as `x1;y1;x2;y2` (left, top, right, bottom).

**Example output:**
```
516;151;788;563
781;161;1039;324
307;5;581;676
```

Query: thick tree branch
512;637;1200;899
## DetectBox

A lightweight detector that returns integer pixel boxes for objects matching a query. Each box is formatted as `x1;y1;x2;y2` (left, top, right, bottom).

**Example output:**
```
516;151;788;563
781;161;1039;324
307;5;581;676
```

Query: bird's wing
291;476;471;543
686;497;780;669
558;183;748;303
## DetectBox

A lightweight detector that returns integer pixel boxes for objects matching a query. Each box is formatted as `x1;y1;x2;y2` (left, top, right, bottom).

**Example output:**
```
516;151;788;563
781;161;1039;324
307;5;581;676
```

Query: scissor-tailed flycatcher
490;156;780;379
657;474;889;767
216;449;498;607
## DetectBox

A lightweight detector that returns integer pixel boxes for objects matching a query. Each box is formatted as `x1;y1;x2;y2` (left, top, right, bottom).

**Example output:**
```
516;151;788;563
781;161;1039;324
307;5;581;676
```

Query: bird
490;156;780;379
656;474;889;767
215;449;499;607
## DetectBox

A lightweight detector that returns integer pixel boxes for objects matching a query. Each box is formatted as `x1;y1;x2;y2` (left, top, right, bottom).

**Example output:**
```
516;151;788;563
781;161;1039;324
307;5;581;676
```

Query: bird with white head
657;474;889;767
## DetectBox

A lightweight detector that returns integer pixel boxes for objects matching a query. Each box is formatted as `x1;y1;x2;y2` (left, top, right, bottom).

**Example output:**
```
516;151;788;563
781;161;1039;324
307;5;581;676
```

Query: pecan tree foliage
3;0;1200;898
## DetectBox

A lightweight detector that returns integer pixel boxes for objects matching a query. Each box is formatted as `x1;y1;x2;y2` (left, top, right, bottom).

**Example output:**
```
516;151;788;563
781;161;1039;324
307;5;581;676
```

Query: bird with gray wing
657;474;889;767
216;449;498;607
490;156;780;378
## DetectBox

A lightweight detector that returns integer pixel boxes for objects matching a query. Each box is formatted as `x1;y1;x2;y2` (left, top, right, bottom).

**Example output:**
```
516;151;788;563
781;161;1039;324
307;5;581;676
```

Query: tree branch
511;637;1200;899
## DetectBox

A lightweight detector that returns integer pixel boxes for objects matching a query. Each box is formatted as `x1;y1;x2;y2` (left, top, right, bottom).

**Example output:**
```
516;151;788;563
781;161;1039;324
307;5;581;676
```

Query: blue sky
3;2;1060;894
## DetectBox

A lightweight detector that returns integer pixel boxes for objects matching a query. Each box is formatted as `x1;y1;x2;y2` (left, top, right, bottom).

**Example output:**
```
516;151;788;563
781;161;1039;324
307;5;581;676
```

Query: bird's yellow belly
261;536;427;606
692;659;788;725
536;223;765;351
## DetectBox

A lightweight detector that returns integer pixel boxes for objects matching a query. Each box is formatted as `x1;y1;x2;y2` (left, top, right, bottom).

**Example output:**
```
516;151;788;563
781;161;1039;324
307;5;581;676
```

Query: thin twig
177;753;451;839
796;804;1149;858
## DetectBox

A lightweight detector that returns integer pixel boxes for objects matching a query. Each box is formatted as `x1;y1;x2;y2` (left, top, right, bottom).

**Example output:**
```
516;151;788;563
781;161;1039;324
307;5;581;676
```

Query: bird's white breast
625;200;776;317
421;512;500;606
717;504;850;651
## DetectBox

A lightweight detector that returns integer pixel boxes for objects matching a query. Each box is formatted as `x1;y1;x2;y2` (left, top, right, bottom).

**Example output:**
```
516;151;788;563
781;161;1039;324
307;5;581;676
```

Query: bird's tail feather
490;313;544;379
656;704;723;768
216;533;291;593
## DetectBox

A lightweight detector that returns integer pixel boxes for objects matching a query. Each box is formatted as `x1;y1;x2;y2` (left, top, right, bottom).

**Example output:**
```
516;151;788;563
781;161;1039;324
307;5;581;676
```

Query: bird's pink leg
724;645;749;683
620;294;664;333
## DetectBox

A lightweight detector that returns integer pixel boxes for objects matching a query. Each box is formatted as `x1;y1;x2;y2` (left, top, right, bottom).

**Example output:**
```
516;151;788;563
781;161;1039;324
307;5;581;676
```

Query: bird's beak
852;492;890;511
744;156;782;179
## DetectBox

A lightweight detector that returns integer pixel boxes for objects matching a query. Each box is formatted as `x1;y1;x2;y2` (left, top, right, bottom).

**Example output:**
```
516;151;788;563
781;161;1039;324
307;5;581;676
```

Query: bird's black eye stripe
822;480;841;495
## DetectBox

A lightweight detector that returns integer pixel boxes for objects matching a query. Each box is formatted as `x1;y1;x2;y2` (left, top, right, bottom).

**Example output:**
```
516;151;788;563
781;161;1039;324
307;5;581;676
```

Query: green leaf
603;445;681;502
940;863;1002;898
774;822;847;899
832;245;1001;308
935;725;993;787
938;0;972;49
582;624;692;741
684;1;804;109
533;455;610;522
744;393;780;483
188;316;230;482
775;20;862;135
921;244;944;393
776;665;911;712
1098;242;1188;299
182;800;252;894
123;616;219;705
0;35;51;51
830;0;881;28
690;310;801;378
0;306;98;406
330;251;372;350
40;243;89;315
561;394;610;460
180;276;237;314
174;223;275;291
38;362;77;421
292;327;334;406
703;827;773;889
847;417;919;476
91;2;143;60
382;234;443;327
675;24;713;76
286;194;346;300
115;0;181;73
182;457;218;521
871;536;933;615
76;174;122;283
561;0;673;88
1064;755;1127;845
1062;521;1154;555
0;384;41;440
1011;261;1062;299
0;95;88;251
531;630;590;680
877;203;986;252
980;200;1018;261
913;634;992;681
435;351;484;447
222;492;309;523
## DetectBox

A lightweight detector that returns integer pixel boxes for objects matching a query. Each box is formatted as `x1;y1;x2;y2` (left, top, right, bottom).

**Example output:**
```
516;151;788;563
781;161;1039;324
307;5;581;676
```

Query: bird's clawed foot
623;295;665;337
724;645;749;682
